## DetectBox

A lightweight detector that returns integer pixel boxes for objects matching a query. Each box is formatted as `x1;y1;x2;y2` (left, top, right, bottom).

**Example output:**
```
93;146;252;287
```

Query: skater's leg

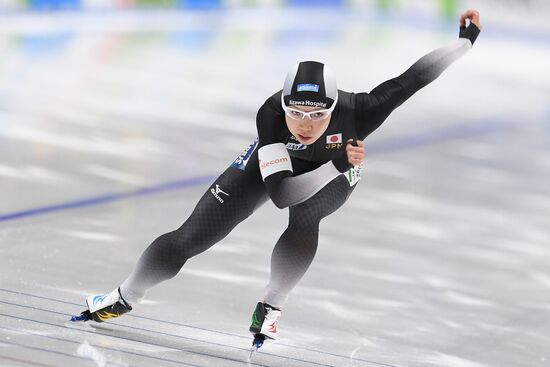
120;149;266;303
263;175;354;308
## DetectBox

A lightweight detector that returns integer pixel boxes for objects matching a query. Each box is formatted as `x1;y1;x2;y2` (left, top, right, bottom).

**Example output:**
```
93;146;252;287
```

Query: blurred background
1;1;550;367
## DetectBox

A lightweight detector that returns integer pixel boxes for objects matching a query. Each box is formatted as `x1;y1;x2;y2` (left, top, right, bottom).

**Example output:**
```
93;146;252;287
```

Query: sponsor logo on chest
286;137;307;151
325;133;342;150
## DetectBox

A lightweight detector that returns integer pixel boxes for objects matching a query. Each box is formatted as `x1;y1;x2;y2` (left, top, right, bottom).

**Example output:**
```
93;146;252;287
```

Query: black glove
459;22;480;45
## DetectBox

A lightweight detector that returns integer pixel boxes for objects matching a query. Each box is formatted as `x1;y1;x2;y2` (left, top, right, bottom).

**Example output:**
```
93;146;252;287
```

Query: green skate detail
249;302;267;334
251;312;261;328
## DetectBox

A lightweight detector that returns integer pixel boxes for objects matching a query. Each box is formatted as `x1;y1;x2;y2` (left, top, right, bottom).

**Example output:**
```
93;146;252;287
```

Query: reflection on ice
57;229;120;243
184;268;264;286
76;341;108;367
302;299;383;321
422;352;489;367
344;268;417;285
436;317;464;329
420;274;461;289
530;272;550;289
443;291;495;307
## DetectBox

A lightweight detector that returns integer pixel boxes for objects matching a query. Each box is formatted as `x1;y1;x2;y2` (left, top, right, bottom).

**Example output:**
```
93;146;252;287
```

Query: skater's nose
300;122;313;131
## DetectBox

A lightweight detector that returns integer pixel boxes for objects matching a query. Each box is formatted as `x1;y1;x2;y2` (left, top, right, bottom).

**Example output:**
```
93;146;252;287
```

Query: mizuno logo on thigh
210;184;229;203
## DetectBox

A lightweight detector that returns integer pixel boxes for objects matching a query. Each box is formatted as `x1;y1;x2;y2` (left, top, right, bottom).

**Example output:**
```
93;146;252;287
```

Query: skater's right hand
346;139;365;167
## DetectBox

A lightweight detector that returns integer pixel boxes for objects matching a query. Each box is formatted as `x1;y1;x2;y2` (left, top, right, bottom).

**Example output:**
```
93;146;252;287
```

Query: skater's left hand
346;139;365;167
459;9;482;30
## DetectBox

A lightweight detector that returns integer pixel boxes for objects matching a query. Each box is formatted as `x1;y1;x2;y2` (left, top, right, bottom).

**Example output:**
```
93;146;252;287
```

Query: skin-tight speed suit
119;25;480;309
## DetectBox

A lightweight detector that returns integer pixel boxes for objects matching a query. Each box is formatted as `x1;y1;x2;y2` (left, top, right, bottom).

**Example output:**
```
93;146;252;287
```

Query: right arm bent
256;95;347;209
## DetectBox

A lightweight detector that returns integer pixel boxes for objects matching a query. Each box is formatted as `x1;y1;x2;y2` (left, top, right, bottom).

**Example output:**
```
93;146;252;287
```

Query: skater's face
284;105;331;145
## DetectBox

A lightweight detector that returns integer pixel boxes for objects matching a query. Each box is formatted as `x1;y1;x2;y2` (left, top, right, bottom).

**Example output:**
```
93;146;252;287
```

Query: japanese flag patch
326;133;342;144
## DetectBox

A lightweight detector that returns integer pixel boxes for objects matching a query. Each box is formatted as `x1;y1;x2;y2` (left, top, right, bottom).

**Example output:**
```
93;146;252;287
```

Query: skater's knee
164;226;212;259
149;230;191;260
288;202;323;231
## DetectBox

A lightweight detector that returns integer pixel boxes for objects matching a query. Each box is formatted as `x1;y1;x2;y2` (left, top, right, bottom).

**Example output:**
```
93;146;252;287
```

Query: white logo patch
258;143;293;180
297;83;320;92
345;163;363;187
210;184;229;203
286;142;307;151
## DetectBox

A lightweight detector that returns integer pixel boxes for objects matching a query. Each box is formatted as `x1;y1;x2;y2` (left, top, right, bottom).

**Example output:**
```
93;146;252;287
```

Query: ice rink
1;1;550;366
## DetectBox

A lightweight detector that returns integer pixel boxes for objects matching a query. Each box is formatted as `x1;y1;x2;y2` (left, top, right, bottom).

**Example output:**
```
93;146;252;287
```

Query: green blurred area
374;0;458;19
375;0;397;12
439;0;458;20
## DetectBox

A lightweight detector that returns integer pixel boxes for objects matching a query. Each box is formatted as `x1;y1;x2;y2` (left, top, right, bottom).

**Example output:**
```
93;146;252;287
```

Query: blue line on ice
0;175;216;222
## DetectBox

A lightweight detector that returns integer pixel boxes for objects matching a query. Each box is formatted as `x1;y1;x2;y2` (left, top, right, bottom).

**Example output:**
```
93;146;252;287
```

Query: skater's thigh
182;143;267;236
214;142;267;215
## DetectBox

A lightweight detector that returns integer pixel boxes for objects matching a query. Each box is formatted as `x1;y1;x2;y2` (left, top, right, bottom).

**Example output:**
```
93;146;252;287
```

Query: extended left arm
395;14;480;97
355;10;482;139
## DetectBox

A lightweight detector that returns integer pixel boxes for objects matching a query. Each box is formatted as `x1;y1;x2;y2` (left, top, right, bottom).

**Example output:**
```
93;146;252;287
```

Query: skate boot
70;287;132;322
249;302;281;351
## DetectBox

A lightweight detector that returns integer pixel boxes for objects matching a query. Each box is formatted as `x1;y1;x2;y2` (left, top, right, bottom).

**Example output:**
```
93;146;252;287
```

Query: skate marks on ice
0;288;398;367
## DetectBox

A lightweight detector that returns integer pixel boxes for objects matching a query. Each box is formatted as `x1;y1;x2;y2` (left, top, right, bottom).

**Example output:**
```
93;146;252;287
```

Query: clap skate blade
248;334;266;359
70;310;92;322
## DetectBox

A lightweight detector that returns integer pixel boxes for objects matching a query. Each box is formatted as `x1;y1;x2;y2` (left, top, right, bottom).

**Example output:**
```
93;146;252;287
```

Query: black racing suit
119;25;480;308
